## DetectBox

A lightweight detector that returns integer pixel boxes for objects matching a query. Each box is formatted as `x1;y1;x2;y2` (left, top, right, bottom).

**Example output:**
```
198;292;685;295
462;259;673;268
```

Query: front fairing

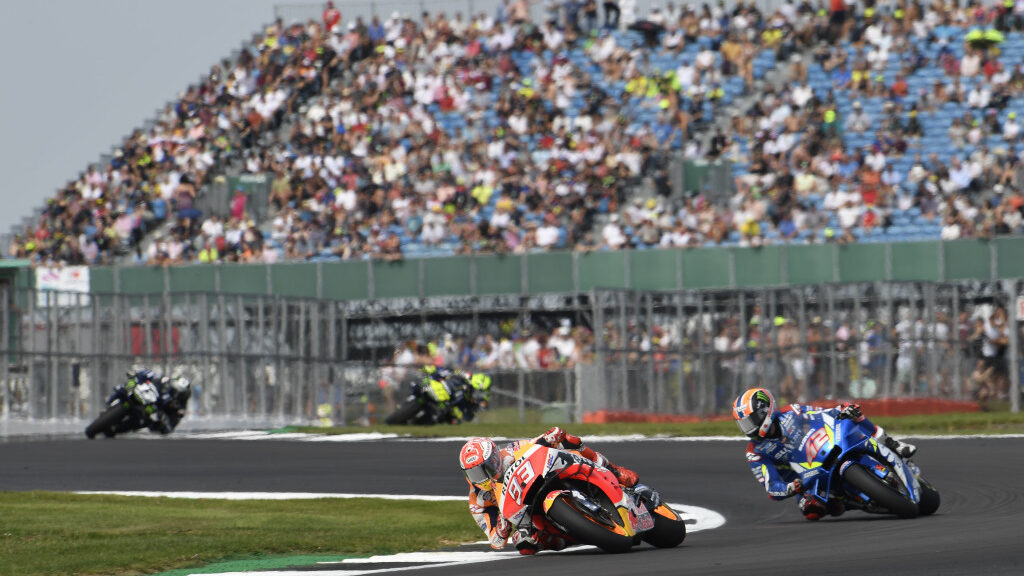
499;443;557;526
784;413;920;504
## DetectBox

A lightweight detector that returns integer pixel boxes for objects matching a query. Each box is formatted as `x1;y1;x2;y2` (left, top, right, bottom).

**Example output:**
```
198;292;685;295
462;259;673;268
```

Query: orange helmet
733;388;776;439
459;437;502;492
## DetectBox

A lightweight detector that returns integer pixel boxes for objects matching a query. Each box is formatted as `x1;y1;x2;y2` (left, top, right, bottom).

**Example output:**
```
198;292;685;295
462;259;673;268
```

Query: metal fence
2;279;1020;427
592;281;1023;416
0;285;581;425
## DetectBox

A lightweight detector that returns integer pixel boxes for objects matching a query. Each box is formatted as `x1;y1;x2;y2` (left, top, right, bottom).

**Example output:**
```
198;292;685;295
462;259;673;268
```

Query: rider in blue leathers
733;387;918;520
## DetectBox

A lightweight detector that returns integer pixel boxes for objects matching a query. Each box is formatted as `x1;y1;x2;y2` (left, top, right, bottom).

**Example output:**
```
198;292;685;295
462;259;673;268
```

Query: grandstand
4;0;1024;266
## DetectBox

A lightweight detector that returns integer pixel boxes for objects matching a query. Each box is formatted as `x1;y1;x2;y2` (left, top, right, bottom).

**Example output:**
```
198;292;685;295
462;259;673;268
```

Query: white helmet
170;377;191;395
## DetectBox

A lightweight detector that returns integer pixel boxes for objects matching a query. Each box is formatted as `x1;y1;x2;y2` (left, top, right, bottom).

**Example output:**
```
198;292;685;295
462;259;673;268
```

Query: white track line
73;491;725;533
70;491;723;575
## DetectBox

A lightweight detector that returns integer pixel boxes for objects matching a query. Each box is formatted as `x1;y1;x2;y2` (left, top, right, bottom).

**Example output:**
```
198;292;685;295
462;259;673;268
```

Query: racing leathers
467;426;639;554
422;366;483;424
744;403;917;520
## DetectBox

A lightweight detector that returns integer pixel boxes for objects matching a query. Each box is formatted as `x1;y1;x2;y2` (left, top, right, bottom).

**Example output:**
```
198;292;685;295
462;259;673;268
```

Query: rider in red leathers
458;427;640;555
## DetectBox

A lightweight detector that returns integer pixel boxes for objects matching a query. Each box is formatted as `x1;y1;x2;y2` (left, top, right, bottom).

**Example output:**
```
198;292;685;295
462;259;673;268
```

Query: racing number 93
507;461;536;505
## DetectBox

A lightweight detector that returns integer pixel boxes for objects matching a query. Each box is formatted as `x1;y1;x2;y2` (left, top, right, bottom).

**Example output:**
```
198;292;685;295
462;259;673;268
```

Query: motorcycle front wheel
641;504;687;548
844;463;918;519
85;403;129;439
917;476;940;516
546;494;634;553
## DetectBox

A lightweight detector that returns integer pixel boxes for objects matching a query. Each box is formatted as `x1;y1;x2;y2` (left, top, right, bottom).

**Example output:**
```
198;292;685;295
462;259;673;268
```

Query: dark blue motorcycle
790;411;940;518
85;373;163;439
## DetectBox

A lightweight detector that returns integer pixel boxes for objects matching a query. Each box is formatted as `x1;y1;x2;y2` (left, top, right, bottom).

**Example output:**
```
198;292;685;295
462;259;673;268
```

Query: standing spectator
230;188;248;221
323;1;341;33
977;306;1010;400
601;214;628;249
549;320;579;367
603;0;620;29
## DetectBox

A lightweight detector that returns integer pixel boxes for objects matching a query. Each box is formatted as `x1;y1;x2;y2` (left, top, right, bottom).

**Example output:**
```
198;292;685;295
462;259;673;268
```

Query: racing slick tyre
85;404;128;439
843;463;918;519
917;476;941;516
641;504;687;548
385;400;422;425
546;494;634;553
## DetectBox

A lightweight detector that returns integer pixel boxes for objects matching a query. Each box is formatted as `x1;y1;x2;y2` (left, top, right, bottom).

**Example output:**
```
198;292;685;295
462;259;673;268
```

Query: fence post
48;291;58;420
517;370;526;423
826;285;839;398
238;295;249;418
592;290;606;419
257;296;267;418
217;293;229;416
340;308;348;427
26;289;35;419
1;282;8;421
1006;280;1020;414
572;364;582;423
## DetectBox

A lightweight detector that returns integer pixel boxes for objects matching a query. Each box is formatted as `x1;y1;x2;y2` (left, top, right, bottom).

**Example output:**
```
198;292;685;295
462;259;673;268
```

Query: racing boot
511;528;567;555
511;528;539;555
799;495;843;521
883;435;917;459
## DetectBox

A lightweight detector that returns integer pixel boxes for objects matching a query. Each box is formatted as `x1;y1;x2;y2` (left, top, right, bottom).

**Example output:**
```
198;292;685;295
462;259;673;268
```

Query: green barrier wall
87;238;1024;299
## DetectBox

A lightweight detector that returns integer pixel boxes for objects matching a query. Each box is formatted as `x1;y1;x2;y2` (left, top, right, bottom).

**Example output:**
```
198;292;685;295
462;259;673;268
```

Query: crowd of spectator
7;0;1024;266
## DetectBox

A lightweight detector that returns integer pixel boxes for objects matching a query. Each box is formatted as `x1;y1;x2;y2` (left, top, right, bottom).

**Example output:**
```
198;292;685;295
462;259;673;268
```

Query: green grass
294;410;1024;438
0;493;480;576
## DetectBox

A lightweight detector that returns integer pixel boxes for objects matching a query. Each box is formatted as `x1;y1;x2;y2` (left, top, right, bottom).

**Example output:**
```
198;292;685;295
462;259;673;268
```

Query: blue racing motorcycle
790;412;940;519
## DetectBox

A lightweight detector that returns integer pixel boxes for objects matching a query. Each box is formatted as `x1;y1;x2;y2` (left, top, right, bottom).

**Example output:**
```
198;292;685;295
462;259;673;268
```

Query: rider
458;427;640;555
422;365;488;423
154;374;192;433
122;368;191;434
733;387;918;521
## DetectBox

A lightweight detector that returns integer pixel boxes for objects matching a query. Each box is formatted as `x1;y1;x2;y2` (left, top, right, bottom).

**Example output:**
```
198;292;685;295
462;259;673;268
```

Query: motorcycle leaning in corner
497;439;686;553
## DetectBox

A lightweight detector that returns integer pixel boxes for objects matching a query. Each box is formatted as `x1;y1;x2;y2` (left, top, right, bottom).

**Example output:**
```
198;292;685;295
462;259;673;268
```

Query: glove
511;528;539;555
496;516;512;540
540;426;566;446
786;479;803;496
837;403;864;422
610;463;639;488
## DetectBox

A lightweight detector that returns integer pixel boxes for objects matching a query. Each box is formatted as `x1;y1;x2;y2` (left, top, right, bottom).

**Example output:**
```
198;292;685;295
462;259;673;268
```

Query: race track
1;435;1022;575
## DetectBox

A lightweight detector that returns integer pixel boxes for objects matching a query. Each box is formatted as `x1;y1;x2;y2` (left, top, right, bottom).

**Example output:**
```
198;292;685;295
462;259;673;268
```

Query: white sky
0;0;316;235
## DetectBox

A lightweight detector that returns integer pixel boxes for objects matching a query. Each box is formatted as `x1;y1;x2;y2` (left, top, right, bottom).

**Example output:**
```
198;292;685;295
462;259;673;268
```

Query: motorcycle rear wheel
641;504;687;548
546;495;634;553
385;400;422;425
85;404;129;439
844;463;918;519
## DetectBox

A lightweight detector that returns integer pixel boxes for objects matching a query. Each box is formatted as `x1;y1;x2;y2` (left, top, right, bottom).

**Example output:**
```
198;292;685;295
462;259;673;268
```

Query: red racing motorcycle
498;441;686;553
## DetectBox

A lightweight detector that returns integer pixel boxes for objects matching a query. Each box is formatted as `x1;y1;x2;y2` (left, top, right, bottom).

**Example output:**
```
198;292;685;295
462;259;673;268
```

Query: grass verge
0;493;479;576
293;410;1024;438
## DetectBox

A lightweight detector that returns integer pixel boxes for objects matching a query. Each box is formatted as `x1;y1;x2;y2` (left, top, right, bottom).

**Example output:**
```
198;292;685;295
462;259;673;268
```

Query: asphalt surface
2;435;1022;575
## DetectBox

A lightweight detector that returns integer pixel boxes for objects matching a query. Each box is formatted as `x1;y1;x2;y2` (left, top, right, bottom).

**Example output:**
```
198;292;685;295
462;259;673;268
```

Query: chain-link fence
591;281;1023;416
